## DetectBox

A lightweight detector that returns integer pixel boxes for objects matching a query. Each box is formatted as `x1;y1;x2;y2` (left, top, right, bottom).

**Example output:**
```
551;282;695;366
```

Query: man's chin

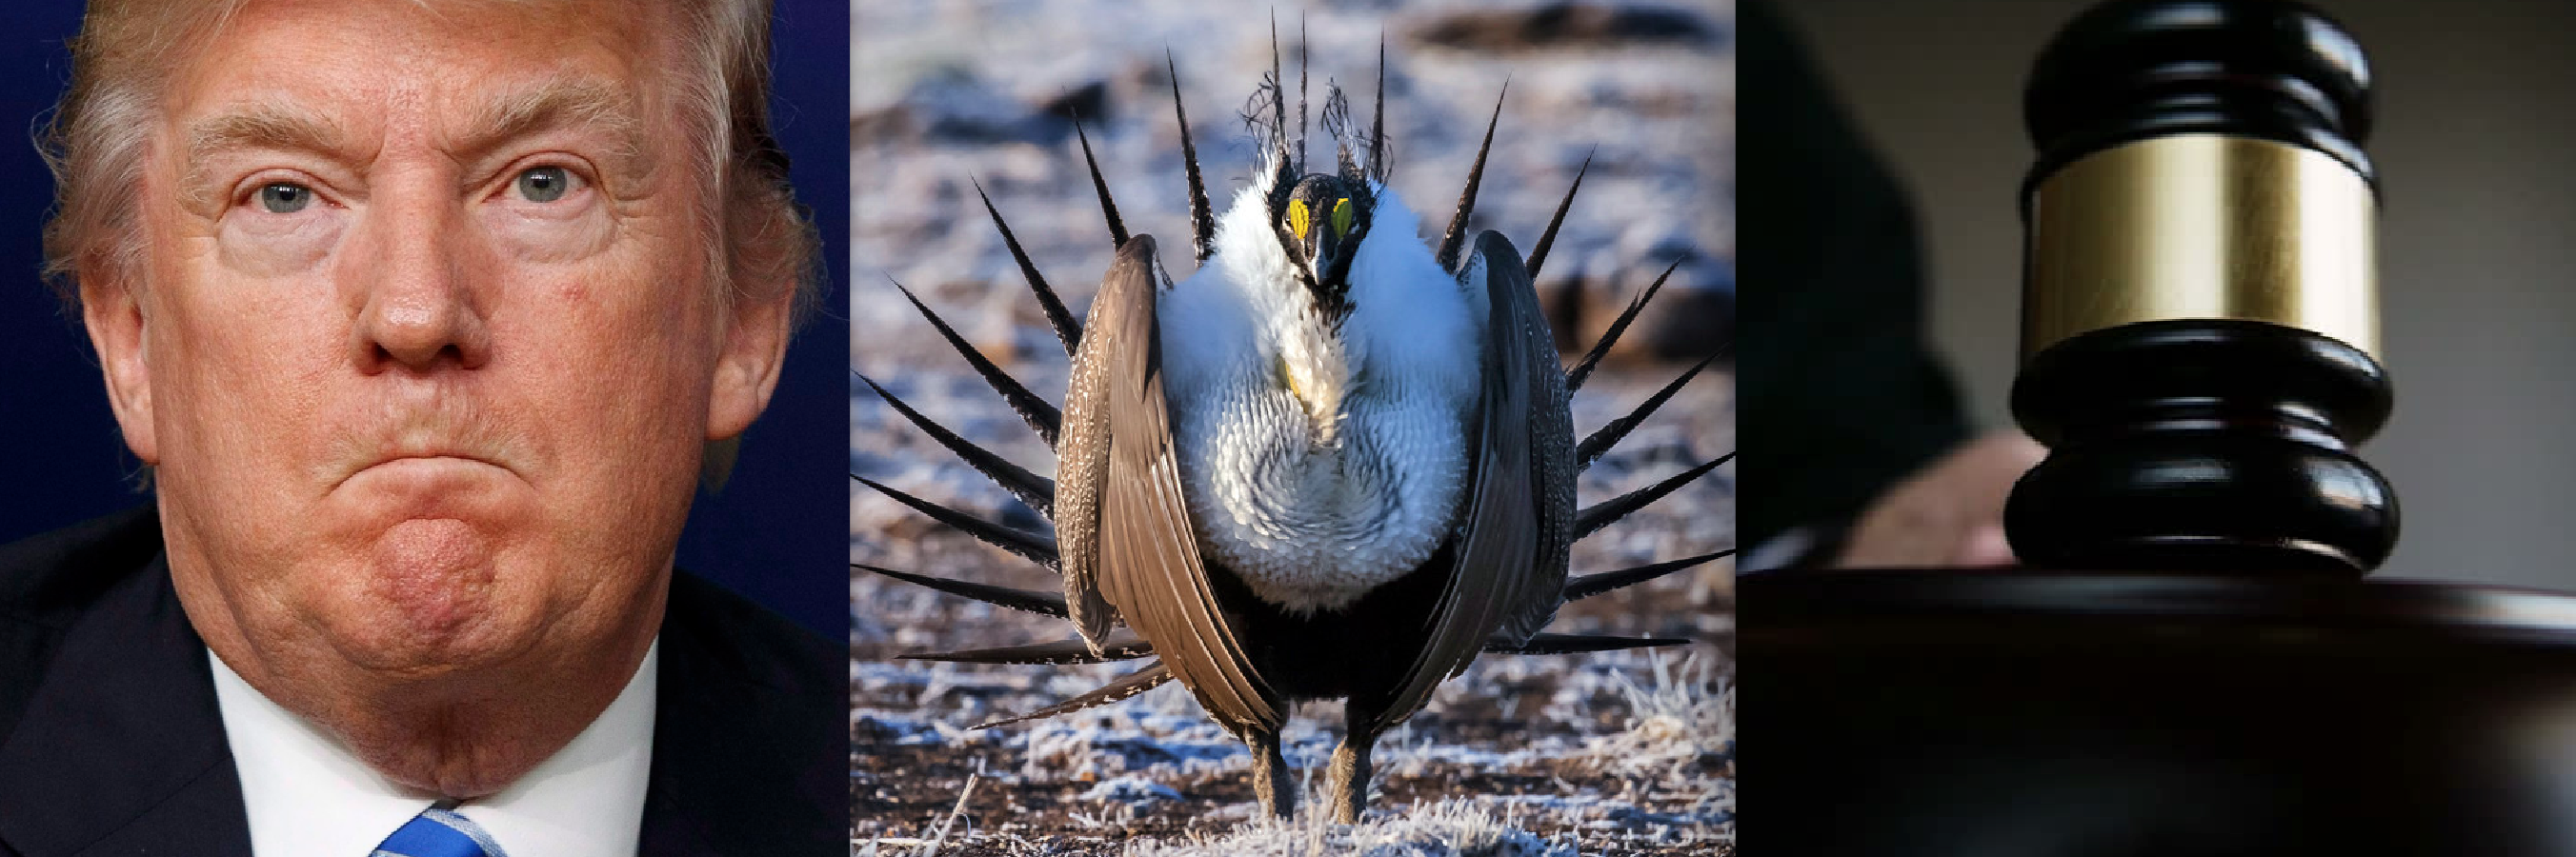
306;521;547;677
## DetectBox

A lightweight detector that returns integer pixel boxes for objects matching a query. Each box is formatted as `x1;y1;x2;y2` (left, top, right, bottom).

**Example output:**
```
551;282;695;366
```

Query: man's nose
352;189;492;373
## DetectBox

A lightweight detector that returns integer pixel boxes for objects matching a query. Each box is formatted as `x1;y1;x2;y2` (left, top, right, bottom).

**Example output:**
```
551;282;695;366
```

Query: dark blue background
0;1;850;640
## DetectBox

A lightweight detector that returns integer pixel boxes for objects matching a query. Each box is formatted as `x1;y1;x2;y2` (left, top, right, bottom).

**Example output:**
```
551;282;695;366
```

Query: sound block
1741;570;2576;856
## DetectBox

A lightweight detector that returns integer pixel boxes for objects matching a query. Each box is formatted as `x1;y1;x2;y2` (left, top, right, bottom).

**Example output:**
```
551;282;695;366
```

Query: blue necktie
371;801;508;857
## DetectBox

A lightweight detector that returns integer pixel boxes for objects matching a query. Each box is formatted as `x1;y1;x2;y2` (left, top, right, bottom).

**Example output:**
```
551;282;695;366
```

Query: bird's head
1277;173;1372;323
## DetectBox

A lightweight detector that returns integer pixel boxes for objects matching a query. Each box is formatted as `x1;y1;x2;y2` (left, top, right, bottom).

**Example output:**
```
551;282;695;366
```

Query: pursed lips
322;405;533;490
332;440;520;491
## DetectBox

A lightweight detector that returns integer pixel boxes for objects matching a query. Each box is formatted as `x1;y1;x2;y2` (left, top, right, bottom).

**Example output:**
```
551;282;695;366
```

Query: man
0;0;843;854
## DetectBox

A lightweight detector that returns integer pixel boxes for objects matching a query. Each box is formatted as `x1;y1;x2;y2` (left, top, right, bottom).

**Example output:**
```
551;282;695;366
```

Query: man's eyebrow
463;77;651;173
184;103;352;180
476;77;654;156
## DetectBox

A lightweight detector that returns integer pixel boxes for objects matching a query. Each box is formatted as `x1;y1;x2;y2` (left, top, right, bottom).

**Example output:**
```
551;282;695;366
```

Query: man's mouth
338;453;509;488
330;427;524;490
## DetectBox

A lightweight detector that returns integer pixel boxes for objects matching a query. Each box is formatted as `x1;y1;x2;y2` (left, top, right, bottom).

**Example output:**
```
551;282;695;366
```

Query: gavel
2008;0;2394;575
1743;3;2576;854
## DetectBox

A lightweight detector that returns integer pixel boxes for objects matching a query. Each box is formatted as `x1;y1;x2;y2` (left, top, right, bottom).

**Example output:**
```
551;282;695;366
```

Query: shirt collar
211;640;657;857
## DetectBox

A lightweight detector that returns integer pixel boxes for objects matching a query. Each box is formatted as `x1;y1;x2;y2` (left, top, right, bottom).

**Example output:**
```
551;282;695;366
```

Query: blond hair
36;0;821;327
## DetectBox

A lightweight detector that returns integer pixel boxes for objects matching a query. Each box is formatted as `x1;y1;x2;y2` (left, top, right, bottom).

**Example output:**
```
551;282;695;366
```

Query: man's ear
702;271;797;490
79;263;158;466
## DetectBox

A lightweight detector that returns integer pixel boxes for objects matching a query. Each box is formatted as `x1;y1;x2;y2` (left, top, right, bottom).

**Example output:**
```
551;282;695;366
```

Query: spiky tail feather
1564;259;1680;393
1577;349;1724;473
855;563;1068;617
1436;84;1506;272
853;475;1059;568
1170;51;1216;262
1564;549;1736;601
1484;633;1692;655
1575;453;1732;542
1070;115;1128;254
889;281;1063;446
904;638;1155;666
971;663;1177;730
970;179;1084;355
856;373;1056;519
1525;151;1592;282
1367;35;1387;182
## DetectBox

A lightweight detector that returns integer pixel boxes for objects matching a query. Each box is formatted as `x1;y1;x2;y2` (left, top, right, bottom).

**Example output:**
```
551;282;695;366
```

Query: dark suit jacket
0;507;847;856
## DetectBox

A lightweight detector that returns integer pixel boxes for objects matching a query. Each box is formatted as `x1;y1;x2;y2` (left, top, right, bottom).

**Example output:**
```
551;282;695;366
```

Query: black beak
1308;234;1354;323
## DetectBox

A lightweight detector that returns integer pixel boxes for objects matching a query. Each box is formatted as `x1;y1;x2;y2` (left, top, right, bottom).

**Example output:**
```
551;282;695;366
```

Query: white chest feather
1159;186;1482;612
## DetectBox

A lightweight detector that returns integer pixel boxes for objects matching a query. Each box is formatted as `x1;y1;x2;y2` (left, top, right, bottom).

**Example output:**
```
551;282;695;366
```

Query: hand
1836;430;2048;568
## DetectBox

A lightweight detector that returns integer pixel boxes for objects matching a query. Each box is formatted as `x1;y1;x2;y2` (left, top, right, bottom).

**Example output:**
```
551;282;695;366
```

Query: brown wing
1058;235;1280;733
1053;250;1120;646
1370;230;1576;733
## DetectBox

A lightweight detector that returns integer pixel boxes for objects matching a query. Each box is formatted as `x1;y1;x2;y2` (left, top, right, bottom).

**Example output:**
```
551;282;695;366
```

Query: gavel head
2025;0;2372;181
2004;0;2399;576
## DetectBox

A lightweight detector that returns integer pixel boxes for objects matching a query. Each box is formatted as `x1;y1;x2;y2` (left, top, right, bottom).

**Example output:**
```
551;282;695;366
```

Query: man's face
85;0;787;687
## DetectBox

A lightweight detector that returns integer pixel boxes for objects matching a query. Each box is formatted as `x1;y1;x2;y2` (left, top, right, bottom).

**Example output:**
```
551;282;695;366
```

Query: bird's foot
1326;737;1373;824
1248;730;1296;820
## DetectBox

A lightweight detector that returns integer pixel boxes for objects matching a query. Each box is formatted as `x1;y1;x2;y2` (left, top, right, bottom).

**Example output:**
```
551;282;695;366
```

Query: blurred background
850;0;1734;851
1777;0;2576;587
0;0;851;638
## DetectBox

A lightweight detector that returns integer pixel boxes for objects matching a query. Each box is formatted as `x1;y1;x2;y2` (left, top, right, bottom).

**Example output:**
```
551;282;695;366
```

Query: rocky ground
853;2;1733;853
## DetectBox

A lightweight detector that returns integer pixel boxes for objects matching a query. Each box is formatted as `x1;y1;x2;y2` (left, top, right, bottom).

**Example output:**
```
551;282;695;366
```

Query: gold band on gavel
2023;133;2379;361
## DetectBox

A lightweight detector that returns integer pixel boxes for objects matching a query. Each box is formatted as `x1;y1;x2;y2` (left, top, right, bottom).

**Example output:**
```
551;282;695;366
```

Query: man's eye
256;183;313;214
514;166;574;203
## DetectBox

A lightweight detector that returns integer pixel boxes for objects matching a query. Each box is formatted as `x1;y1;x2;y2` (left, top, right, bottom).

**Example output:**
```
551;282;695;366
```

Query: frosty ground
853;369;1734;856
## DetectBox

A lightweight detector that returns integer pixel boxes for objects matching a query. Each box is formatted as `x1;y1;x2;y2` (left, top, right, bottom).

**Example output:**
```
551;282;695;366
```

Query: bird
855;31;1730;824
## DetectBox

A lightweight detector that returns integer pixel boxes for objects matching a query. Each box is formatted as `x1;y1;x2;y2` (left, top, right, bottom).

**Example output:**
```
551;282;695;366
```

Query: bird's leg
1327;705;1382;824
1242;726;1294;820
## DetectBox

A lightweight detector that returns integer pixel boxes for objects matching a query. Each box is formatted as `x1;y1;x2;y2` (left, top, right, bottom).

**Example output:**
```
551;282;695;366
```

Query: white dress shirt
211;641;657;857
